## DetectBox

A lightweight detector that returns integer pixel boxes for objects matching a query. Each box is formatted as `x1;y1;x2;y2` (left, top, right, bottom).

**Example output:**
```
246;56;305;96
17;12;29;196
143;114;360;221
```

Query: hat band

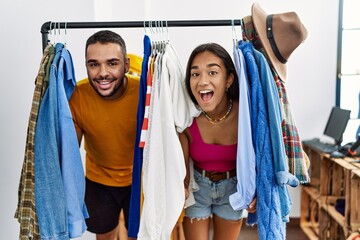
266;14;287;64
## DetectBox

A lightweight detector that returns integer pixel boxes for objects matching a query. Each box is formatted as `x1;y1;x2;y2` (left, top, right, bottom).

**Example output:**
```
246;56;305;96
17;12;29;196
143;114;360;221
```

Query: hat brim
252;3;287;81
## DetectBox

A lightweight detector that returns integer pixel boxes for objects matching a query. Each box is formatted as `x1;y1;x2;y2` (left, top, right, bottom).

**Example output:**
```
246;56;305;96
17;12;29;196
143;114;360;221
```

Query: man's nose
99;64;109;78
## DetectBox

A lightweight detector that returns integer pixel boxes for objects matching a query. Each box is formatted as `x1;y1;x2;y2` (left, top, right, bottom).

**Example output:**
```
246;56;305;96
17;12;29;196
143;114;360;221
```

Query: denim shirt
35;43;87;239
252;46;299;223
229;45;256;211
35;43;68;240
239;41;285;239
57;47;88;238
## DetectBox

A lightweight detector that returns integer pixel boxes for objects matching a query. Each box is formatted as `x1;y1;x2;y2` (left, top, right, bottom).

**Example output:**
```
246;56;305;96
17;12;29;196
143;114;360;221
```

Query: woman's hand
184;187;189;200
246;197;257;213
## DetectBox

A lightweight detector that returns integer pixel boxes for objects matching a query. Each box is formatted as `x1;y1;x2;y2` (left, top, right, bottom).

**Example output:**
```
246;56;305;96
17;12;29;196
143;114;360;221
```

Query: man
69;30;139;240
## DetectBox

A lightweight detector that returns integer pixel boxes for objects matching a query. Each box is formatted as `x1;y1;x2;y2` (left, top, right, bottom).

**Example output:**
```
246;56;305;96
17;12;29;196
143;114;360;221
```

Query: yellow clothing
127;53;143;77
69;74;140;187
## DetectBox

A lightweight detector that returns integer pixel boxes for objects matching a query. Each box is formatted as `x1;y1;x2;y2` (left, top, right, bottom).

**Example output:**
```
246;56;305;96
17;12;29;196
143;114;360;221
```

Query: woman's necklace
201;99;233;124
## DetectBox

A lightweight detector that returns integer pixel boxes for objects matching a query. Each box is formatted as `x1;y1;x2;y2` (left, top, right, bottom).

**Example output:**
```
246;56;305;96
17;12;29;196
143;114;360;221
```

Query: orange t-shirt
69;74;140;187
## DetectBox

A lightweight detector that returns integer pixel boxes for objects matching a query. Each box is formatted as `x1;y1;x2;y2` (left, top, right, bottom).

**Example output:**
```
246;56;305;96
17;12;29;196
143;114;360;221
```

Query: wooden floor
120;215;308;239
239;218;308;240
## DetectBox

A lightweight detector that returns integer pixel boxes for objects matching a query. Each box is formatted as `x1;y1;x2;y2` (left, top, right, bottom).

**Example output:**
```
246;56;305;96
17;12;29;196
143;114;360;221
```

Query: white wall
0;0;339;239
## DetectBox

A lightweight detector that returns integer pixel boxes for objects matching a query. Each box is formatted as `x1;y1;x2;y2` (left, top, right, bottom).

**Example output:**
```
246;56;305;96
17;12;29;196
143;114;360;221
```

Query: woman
179;43;255;240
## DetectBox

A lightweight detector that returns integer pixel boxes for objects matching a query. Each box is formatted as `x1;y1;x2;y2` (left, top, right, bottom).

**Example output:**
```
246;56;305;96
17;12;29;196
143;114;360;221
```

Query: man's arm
75;129;83;147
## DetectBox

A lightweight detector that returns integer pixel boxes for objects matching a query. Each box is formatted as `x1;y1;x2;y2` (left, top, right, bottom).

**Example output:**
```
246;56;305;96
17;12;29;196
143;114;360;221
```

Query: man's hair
85;30;127;59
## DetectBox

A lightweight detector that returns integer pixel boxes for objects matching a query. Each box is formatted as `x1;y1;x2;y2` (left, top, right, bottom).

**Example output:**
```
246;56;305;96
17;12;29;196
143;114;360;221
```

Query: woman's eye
209;71;217;76
191;72;199;77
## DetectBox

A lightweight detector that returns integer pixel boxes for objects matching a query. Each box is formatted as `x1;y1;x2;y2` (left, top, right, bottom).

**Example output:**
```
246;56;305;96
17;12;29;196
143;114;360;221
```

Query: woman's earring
226;87;229;93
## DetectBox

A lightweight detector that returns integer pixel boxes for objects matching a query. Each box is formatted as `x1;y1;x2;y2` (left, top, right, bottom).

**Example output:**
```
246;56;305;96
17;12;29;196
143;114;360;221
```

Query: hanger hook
149;20;154;35
49;22;52;35
48;22;53;43
231;19;237;46
64;22;67;46
166;20;169;42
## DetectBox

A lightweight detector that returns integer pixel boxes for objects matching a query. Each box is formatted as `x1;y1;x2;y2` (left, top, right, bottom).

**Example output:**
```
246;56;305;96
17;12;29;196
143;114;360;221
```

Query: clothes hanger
149;20;157;57
63;22;67;48
231;19;243;47
231;19;238;47
48;22;54;44
159;20;166;54
143;20;147;35
165;20;169;44
155;20;162;55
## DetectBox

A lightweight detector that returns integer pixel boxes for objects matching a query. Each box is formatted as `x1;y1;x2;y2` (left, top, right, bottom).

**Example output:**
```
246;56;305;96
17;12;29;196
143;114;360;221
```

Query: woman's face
189;51;233;114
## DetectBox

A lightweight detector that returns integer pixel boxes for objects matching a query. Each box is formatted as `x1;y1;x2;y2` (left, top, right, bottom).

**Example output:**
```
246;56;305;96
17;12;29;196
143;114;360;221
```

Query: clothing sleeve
229;45;256;211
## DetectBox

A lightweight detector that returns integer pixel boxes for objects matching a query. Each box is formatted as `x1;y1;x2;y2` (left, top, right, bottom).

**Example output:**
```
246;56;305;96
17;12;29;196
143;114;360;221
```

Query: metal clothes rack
41;19;242;51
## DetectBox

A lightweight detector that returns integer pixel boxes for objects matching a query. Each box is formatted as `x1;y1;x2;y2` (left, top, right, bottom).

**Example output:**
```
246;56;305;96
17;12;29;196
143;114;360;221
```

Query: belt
193;165;236;182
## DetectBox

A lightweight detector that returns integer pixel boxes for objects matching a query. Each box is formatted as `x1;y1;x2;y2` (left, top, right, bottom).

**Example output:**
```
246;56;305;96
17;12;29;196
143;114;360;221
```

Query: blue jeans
185;169;243;220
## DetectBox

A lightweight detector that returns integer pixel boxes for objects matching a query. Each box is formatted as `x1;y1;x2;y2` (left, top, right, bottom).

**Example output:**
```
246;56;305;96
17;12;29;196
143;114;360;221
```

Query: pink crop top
189;120;237;172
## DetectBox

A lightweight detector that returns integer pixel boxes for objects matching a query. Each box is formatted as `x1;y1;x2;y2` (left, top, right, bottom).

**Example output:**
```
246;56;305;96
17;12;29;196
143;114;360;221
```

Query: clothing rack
41;19;242;51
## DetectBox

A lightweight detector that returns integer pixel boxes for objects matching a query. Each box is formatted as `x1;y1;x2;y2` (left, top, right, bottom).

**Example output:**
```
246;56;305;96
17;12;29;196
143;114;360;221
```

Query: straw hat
251;3;308;81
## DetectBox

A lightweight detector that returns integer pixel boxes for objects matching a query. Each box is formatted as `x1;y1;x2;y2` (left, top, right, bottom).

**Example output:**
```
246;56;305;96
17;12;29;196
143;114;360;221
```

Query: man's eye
109;61;118;66
88;63;98;67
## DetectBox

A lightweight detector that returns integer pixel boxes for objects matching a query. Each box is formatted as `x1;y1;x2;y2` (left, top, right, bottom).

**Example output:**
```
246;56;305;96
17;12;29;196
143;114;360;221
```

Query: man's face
85;42;129;100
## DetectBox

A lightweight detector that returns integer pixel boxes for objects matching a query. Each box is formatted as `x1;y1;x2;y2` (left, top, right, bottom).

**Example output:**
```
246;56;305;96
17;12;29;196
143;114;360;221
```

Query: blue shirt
229;45;256;211
35;43;88;239
239;41;285;239
35;43;68;240
253;47;299;223
128;35;151;238
57;47;88;238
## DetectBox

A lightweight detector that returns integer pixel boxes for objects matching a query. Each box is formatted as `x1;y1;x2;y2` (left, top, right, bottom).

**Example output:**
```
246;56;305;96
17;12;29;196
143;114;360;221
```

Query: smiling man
69;30;139;240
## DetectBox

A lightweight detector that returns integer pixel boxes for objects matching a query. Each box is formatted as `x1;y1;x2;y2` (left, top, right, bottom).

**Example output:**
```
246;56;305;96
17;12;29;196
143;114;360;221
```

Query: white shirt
138;43;198;240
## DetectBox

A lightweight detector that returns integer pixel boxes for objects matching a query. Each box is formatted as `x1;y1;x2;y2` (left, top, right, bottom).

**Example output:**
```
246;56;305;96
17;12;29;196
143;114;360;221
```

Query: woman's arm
179;129;190;199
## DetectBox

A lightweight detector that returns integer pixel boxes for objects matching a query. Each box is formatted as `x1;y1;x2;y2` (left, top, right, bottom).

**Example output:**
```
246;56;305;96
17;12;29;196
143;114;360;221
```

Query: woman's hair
85;30;127;61
184;43;239;105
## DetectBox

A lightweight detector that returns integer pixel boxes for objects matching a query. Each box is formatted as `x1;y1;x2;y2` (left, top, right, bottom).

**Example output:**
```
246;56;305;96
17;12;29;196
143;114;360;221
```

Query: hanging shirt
239;40;285;239
274;76;310;183
15;43;53;240
57;47;88;238
128;35;151;239
138;43;195;240
229;44;256;211
241;15;310;183
253;48;299;189
34;42;69;240
139;56;155;148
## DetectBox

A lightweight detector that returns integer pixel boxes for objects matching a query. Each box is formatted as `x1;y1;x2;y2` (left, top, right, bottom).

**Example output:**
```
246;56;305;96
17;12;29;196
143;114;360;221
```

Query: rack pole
41;19;242;51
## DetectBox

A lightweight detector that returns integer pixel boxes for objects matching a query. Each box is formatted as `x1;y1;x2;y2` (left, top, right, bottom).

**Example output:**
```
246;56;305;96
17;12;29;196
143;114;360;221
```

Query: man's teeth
99;81;111;85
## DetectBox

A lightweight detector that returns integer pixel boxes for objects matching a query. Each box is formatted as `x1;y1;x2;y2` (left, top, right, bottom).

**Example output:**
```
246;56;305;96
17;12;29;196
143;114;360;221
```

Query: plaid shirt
15;44;53;239
242;16;310;183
